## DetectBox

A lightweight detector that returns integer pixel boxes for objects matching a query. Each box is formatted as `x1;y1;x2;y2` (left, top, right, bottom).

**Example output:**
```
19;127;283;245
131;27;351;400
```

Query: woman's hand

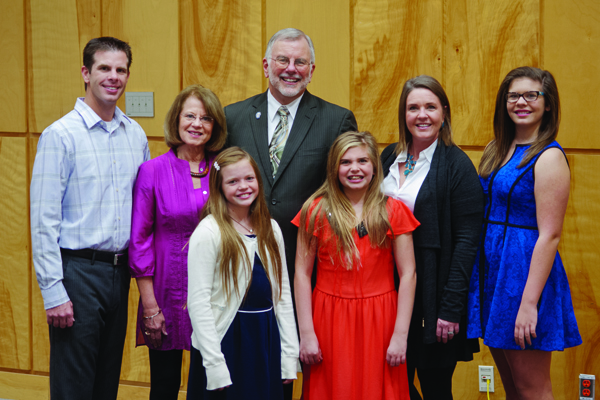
283;379;294;384
299;334;323;365
143;308;168;348
386;333;407;366
436;318;459;343
213;385;231;391
514;303;537;349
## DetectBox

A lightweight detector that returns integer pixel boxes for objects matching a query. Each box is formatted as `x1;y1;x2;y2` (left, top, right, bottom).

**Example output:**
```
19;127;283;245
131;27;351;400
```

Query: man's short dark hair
83;37;132;90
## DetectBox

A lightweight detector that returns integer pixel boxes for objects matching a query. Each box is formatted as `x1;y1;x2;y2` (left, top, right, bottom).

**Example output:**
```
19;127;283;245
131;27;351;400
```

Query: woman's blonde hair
164;84;227;151
298;131;392;269
200;147;282;300
479;66;561;177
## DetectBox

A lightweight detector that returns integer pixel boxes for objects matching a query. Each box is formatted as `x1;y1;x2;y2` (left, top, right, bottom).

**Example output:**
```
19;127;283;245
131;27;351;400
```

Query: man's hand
46;301;74;328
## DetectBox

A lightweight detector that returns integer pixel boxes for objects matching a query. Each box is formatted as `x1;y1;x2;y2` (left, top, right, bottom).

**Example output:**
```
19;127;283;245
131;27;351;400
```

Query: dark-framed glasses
270;56;312;70
505;91;544;103
181;113;214;125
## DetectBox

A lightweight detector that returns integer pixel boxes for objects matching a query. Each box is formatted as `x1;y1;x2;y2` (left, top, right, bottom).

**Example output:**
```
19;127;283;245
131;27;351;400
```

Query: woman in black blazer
380;75;483;400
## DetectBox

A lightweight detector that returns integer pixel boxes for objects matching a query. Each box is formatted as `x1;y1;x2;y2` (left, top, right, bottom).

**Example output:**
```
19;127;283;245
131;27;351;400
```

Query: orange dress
293;197;419;400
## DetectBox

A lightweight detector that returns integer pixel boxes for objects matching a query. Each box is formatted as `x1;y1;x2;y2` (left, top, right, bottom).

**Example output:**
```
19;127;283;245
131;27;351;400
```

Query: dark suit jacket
225;90;358;290
381;141;483;366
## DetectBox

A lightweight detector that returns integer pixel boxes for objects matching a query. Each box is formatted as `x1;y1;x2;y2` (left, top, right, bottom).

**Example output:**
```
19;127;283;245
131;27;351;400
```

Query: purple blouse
129;148;215;350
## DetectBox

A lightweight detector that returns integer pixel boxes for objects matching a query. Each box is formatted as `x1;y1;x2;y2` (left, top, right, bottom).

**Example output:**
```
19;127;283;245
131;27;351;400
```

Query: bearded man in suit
225;25;357;318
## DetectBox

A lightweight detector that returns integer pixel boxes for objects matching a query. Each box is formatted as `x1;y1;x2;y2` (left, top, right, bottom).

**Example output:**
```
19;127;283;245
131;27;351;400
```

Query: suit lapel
248;92;272;186
273;91;316;183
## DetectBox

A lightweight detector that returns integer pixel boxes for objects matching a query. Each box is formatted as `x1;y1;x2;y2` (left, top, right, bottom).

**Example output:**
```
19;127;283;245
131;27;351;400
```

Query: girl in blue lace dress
467;67;581;400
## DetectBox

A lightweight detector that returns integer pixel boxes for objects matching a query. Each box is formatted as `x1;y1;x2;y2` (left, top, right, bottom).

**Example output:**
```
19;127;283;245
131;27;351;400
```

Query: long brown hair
200;147;283;300
298;131;392;269
479;66;561;177
395;75;454;155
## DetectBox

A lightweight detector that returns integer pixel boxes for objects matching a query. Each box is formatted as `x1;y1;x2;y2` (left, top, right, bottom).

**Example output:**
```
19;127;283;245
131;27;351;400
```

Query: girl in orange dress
293;131;419;400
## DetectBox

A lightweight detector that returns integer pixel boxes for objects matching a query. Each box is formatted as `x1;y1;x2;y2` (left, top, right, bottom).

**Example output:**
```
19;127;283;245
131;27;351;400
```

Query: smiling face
221;159;259;214
178;96;213;152
405;88;445;148
81;50;130;118
338;145;374;197
263;38;315;105
506;77;549;136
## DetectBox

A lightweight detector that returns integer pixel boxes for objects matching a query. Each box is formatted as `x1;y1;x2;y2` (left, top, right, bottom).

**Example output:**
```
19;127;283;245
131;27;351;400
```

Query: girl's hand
283;379;294;384
213;385;231;391
143;308;168;348
514;303;538;349
436;318;459;343
386;333;407;366
300;334;323;365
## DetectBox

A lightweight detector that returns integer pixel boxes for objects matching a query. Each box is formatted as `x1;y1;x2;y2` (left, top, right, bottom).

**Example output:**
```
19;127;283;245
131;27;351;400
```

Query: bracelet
143;309;162;321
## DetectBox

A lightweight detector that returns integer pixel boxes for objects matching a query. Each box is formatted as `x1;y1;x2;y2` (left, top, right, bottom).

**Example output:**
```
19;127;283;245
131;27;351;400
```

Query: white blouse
381;140;438;212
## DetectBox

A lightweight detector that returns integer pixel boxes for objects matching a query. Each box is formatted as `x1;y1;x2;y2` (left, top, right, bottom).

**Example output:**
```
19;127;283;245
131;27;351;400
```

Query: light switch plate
125;92;154;117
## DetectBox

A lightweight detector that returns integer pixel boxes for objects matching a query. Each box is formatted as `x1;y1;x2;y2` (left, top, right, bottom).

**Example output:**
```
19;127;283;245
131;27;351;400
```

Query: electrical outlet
580;374;596;399
479;365;494;393
125;92;154;117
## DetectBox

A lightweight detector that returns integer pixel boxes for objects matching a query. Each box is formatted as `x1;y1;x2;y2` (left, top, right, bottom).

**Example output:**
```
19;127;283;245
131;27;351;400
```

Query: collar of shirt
392;139;438;172
75;97;131;134
266;90;304;143
381;139;438;212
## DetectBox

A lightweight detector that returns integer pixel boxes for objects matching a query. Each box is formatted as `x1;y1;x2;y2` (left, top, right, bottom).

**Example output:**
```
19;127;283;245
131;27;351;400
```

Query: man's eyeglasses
270;56;312;70
181;114;214;125
505;91;544;103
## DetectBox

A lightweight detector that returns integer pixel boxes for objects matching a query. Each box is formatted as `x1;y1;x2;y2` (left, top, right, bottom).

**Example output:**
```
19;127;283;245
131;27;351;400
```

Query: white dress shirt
266;90;304;144
381;140;438;212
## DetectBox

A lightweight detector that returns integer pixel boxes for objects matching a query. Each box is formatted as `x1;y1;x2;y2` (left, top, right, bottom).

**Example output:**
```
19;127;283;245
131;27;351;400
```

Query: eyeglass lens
506;91;542;103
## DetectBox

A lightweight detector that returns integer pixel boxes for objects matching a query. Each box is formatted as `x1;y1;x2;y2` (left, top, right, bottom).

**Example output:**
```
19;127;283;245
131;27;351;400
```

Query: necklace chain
230;216;254;233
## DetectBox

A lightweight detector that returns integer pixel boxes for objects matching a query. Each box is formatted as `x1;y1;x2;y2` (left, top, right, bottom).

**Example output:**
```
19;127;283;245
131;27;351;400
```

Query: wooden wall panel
0;1;27;133
181;0;263;107
353;0;443;144
2;0;600;398
0;138;30;371
544;0;600;149
554;153;600;396
28;1;91;133
445;0;540;147
266;0;351;111
103;0;180;137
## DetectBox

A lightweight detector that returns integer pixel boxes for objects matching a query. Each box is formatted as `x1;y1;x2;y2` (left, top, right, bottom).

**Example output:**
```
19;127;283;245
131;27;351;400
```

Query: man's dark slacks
49;253;130;400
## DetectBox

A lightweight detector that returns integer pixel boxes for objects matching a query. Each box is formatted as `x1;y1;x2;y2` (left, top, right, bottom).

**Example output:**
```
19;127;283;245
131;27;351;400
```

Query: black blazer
382;141;483;353
225;90;357;287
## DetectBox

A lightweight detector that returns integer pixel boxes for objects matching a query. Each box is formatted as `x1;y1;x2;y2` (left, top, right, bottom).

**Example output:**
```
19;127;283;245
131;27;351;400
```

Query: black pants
49;253;130;400
149;349;183;400
407;361;457;400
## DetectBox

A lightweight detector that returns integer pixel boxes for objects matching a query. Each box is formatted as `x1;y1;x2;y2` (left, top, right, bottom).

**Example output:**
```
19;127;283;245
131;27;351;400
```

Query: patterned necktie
269;106;289;177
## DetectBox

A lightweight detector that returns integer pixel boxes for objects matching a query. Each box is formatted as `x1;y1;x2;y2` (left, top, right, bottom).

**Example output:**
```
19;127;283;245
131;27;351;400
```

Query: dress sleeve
386;197;420;238
291;198;322;238
129;161;157;278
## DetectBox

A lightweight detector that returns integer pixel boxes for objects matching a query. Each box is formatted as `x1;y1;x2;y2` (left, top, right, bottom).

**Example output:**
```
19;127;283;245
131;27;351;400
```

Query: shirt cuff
41;281;70;310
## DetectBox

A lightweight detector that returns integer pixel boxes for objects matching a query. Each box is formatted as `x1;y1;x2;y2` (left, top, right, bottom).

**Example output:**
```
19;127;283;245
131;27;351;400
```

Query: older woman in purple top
129;84;227;399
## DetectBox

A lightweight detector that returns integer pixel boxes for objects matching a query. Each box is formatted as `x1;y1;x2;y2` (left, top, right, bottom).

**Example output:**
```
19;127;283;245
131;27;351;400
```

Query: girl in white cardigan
186;147;299;399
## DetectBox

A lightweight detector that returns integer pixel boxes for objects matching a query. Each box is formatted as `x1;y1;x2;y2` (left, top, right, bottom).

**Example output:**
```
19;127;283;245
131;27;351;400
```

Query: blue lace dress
467;142;581;350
